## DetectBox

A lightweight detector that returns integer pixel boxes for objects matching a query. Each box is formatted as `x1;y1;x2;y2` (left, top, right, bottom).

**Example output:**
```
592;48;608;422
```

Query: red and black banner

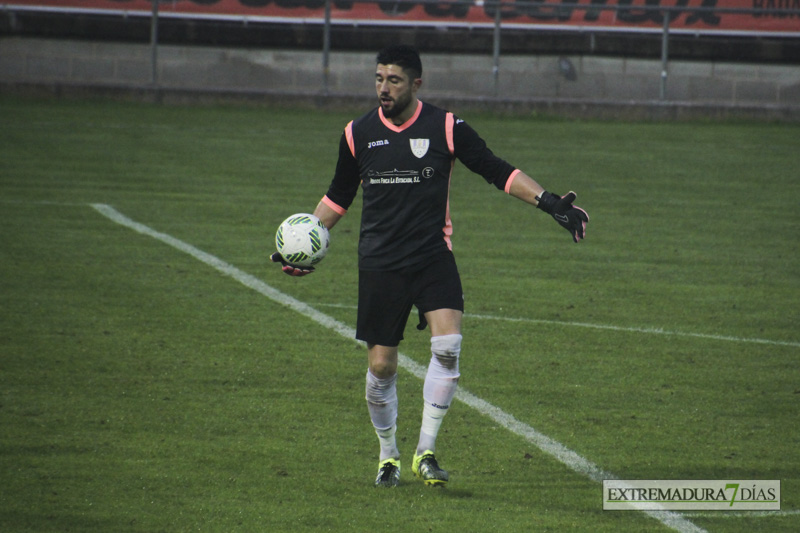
9;1;800;35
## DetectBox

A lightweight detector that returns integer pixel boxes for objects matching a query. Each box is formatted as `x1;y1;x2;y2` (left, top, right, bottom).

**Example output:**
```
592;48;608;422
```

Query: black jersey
322;101;519;271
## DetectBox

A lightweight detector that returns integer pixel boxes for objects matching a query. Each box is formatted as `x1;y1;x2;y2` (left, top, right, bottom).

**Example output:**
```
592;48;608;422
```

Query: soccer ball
275;213;330;267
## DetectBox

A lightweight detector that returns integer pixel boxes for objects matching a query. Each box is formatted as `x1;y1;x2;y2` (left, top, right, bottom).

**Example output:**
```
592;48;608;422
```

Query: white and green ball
275;213;330;267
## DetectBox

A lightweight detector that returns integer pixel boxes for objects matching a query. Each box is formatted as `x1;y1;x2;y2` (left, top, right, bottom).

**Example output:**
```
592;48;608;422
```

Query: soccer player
272;45;588;488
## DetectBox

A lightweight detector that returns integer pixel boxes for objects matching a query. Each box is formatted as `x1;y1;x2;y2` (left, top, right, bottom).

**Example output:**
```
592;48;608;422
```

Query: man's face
375;63;420;121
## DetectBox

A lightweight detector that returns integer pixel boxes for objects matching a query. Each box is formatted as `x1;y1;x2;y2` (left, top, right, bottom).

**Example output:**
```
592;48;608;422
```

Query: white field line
91;204;705;532
469;314;800;349
315;303;800;349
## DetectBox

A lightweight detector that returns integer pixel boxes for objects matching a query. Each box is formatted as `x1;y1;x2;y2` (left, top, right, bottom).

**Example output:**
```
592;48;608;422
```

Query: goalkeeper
272;45;588;488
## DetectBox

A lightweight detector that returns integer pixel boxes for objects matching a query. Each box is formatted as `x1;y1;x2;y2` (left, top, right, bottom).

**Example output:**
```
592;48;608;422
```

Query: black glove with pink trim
536;191;589;243
270;252;315;277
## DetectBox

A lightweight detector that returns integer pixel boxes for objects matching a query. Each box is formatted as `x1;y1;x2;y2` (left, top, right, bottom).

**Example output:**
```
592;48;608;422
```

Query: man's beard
381;93;411;119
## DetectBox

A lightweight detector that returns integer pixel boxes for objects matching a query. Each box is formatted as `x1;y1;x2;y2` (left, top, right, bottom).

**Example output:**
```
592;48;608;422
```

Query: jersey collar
379;100;424;133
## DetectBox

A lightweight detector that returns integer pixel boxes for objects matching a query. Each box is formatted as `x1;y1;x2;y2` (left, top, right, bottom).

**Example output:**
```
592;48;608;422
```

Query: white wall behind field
2;37;799;114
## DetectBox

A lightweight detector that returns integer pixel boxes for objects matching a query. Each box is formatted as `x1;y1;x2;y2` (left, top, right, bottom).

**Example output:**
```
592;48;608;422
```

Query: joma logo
368;139;390;149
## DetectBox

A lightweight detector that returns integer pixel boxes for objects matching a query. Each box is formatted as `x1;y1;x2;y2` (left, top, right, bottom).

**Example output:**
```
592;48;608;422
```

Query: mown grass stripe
91;203;705;533
311;303;799;349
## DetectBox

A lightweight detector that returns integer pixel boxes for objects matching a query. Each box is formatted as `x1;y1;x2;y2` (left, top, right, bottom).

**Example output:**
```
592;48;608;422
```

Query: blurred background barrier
2;1;799;119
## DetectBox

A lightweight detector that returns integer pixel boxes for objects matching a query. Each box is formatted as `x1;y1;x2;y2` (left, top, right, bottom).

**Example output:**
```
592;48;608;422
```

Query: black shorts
356;251;464;347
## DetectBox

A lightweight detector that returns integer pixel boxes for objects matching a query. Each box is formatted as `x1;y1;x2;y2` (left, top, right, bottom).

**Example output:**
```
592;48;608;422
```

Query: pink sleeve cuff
504;169;522;194
321;195;347;216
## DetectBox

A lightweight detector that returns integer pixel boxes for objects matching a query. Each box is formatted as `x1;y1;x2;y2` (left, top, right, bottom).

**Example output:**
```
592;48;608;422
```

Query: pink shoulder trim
344;121;355;157
445;113;455;155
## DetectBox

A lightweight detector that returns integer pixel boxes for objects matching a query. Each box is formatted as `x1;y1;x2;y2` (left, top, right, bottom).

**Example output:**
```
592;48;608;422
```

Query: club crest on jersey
409;138;430;158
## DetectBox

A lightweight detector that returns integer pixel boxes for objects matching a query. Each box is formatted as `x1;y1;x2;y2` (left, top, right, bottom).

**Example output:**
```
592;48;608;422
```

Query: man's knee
430;334;462;372
368;344;399;378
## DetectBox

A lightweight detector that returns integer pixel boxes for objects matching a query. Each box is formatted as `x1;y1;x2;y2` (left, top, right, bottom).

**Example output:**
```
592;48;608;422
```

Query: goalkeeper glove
270;252;315;277
536;191;589;243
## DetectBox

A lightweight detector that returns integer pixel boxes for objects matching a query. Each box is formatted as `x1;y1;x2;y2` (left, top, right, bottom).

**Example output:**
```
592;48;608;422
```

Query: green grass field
1;94;798;532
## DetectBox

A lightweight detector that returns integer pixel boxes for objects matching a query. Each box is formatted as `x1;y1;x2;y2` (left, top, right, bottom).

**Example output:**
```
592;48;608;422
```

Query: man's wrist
535;191;559;214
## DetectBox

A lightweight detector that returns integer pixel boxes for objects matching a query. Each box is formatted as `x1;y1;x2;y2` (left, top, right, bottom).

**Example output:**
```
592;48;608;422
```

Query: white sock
417;334;461;455
375;425;398;462
365;369;400;461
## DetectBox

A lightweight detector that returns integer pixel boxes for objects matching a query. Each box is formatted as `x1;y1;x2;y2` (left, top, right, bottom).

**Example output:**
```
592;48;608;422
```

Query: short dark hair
376;45;422;80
